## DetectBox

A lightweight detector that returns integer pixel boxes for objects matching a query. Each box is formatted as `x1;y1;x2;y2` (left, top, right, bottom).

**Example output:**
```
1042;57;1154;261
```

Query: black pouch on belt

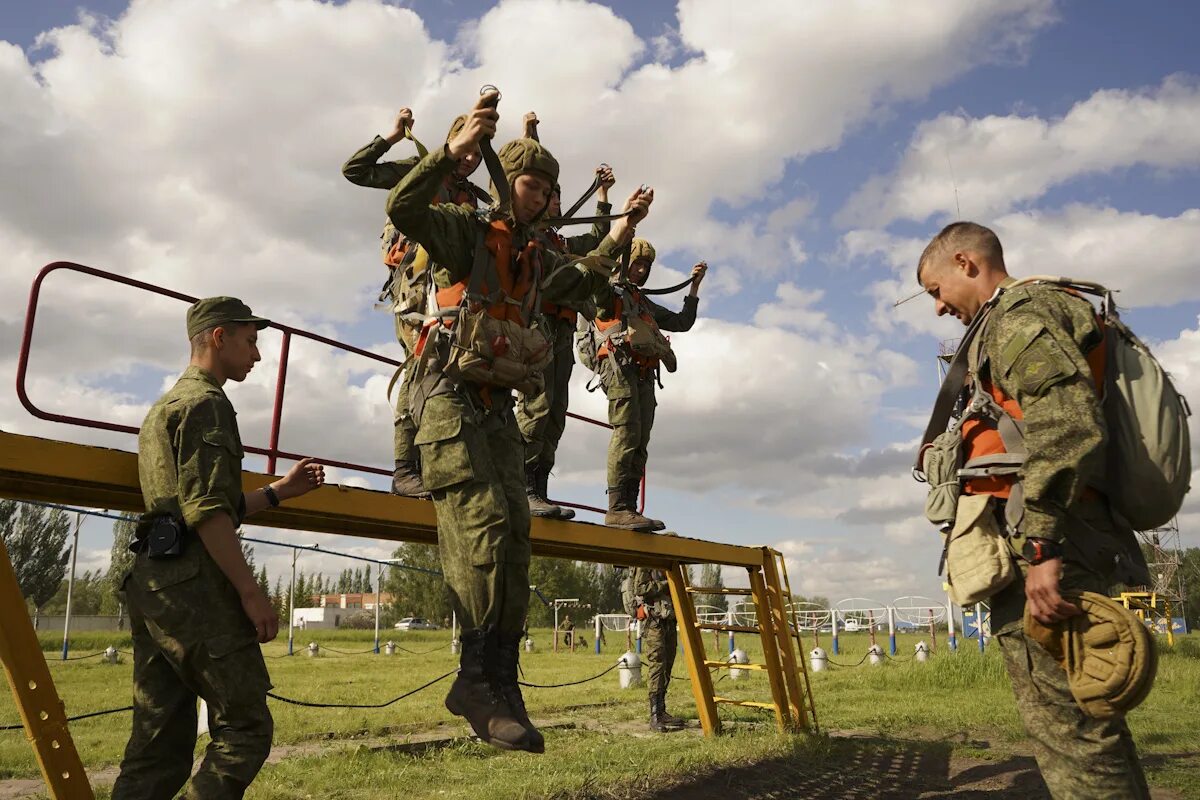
143;514;186;559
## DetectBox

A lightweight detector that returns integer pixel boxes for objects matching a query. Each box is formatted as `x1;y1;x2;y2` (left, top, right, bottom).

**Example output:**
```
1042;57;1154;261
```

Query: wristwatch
261;484;281;508
1021;537;1063;565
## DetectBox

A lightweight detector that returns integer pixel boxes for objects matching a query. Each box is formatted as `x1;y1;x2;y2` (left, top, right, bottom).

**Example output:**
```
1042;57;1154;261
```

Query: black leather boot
538;466;574;520
496;631;545;753
526;464;564;518
444;628;537;752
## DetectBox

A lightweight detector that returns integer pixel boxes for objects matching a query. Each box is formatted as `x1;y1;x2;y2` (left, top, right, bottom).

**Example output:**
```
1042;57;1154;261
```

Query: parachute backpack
916;275;1192;533
620;573;645;620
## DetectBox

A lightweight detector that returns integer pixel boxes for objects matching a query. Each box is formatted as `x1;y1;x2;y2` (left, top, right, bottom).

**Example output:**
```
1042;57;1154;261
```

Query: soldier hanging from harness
384;87;655;754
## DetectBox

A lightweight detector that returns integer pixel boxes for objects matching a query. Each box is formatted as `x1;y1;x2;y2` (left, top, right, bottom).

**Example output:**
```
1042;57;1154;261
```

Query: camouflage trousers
393;347;419;464
603;359;657;488
642;616;677;697
517;316;576;470
112;547;273;800
416;389;531;634
990;513;1150;799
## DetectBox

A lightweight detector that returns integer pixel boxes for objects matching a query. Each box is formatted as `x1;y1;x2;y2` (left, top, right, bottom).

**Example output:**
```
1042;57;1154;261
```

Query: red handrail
16;262;648;513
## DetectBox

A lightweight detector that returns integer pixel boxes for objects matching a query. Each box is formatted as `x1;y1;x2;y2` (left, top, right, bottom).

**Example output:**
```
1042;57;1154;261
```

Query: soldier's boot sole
444;678;538;753
648;717;674;733
659;712;686;729
604;511;656;532
527;495;564;518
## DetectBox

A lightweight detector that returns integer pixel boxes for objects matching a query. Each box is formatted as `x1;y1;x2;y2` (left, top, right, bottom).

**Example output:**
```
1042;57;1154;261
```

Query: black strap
561;168;605;219
642;276;698;296
541;209;632;228
476;87;508;210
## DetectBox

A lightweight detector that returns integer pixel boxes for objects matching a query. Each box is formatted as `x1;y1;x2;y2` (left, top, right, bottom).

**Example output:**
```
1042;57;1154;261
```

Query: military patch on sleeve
1002;325;1078;398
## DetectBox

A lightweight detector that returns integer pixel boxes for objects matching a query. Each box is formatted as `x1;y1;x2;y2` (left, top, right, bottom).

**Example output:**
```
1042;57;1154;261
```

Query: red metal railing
16;263;646;514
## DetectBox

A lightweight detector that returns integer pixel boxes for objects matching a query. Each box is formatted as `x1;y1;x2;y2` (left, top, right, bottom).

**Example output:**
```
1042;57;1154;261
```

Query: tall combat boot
526;464;564;518
496;632;545;753
538;466;574;520
657;691;685;729
625;480;665;531
444;628;537;752
649;694;671;733
392;459;430;499
604;485;655;531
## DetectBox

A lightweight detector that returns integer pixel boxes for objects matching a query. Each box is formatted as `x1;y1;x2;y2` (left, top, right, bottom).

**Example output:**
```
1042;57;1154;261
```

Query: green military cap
630;238;656;265
1024;591;1158;720
186;296;270;339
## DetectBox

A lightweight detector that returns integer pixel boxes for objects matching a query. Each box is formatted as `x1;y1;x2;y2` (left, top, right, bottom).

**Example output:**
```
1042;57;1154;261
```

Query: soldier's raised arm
341;107;421;189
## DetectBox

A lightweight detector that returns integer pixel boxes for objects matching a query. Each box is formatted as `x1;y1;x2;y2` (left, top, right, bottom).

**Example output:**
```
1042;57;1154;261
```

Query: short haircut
916;221;1004;284
189;321;253;354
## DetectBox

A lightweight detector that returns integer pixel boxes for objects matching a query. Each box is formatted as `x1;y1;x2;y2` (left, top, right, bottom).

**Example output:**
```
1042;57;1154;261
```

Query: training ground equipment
0;262;818;799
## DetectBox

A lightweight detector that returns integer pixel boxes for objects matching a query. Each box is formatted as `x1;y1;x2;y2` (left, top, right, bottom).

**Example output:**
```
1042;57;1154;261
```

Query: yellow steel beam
747;565;790;733
0;536;93;799
761;548;808;731
775;549;818;733
0;432;765;569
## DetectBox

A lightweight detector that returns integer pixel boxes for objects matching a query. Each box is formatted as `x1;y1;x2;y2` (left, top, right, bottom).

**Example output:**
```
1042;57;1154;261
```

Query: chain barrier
825;651;873;669
518;659;625;689
0;705;133;731
266;669;458;709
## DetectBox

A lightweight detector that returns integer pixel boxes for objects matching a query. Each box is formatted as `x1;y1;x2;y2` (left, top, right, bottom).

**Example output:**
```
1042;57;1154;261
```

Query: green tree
2;501;71;617
271;576;286;623
381;543;448;625
102;514;137;618
696;563;728;615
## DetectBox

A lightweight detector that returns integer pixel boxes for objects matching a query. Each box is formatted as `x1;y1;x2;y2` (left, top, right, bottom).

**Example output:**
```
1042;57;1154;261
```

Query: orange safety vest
962;313;1107;498
596;286;660;368
413;218;543;357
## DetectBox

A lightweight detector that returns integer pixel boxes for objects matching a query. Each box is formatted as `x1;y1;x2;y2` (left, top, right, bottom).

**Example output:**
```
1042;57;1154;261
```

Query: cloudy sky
2;0;1197;606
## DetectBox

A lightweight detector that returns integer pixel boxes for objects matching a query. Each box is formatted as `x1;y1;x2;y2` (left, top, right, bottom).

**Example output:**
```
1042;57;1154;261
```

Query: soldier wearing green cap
514;110;618;519
915;222;1152;799
343;108;490;498
629;566;686;733
112;297;325;800
594;240;707;531
385;90;654;754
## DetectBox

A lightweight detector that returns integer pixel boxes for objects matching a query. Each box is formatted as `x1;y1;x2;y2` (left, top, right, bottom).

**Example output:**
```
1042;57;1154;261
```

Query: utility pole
60;512;82;660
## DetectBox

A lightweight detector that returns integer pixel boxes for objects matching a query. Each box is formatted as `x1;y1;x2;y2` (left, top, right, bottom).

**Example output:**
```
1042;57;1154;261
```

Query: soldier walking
915;222;1152;798
112;298;324;800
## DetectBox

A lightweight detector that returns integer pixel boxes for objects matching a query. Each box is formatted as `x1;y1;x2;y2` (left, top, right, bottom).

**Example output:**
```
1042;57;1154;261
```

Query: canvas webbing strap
477;86;509;211
561;164;609;220
402;125;429;158
541;209;632;227
642;275;699;296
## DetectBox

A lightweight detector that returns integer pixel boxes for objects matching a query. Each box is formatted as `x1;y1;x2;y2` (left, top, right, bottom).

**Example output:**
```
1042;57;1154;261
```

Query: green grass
3;629;1198;798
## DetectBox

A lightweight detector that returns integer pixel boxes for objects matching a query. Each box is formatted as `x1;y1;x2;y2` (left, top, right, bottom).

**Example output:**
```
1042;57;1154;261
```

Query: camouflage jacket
979;280;1107;543
385;146;624;309
342;135;490;204
596;289;698;333
631;567;675;621
137;366;244;530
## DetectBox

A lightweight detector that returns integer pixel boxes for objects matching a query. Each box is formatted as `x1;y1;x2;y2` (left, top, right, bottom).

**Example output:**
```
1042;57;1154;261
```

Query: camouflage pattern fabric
393;356;420;464
992;546;1150;799
341;136;421;190
386;146;628;635
517;316;575;470
416;391;532;633
632;568;677;697
113;366;273;799
604;361;658;488
975;283;1152;797
600;295;698;488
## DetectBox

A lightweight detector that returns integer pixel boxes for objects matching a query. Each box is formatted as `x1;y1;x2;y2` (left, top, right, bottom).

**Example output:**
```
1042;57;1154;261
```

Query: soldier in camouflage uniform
342;107;490;498
597;241;706;531
517;120;617;518
385;91;654;753
112;297;324;800
630;567;685;732
917;222;1152;799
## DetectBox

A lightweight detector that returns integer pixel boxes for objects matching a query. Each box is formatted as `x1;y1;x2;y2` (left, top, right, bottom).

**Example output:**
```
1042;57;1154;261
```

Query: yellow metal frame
0;431;816;797
1117;591;1176;646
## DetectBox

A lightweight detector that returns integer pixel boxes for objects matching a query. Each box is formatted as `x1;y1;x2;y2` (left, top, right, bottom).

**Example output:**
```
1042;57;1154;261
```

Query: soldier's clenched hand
1025;559;1081;624
385;107;414;145
610;186;654;244
242;587;279;643
275;457;325;501
691;263;708;284
448;93;499;161
597;165;615;190
523;111;540;140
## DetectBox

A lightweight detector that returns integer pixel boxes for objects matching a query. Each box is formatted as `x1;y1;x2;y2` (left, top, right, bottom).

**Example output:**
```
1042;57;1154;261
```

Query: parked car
394;617;438;631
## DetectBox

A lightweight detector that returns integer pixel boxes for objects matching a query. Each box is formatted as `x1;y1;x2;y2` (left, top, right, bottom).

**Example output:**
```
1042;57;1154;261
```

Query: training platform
0;430;815;799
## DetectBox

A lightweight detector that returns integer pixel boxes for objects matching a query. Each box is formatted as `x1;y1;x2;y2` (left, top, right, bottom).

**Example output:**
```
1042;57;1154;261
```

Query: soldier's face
548;191;561;218
921;256;980;325
455;148;481;178
216;323;262;382
629;258;652;286
513;174;553;224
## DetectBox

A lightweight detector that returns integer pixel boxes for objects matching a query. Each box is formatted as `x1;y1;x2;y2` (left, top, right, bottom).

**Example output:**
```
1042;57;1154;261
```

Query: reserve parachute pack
917;275;1192;533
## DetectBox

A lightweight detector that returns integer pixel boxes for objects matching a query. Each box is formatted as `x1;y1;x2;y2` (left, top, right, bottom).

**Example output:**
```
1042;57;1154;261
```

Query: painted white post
60;513;83;660
451;611;459;654
287;548;298;656
831;609;840;655
946;596;957;651
975;602;986;651
887;605;897;656
373;563;381;654
594;614;602;654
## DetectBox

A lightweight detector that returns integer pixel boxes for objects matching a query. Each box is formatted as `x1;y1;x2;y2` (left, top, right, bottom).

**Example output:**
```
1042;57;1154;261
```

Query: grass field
2;628;1198;799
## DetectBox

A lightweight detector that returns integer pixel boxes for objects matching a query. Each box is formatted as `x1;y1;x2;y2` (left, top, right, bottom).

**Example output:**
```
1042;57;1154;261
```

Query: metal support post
887;605;896;656
666;563;721;736
373;563;381;654
60;513;82;660
287;547;297;656
947;596;957;651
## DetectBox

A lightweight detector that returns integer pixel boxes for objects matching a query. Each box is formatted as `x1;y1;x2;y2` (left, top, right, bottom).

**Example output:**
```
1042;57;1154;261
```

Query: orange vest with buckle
596;287;660;368
539;230;578;324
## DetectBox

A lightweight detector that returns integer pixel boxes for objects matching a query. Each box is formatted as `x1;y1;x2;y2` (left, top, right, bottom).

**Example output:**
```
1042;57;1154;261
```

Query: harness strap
642;275;699;296
541;209;632;228
560;165;608;220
